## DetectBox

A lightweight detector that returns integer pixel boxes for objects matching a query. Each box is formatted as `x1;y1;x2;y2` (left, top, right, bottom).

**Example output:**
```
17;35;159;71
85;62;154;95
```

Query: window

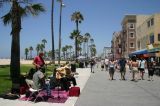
151;18;154;26
129;23;134;29
147;18;154;28
147;21;150;28
150;35;154;44
130;32;134;38
158;34;160;41
130;43;134;48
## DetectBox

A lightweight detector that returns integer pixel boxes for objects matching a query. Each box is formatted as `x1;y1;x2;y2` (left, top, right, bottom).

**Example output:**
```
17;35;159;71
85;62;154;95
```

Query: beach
0;59;66;65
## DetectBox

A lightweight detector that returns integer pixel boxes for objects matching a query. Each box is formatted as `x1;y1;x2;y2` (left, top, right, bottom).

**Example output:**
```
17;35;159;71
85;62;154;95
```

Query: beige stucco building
111;13;160;59
136;14;160;56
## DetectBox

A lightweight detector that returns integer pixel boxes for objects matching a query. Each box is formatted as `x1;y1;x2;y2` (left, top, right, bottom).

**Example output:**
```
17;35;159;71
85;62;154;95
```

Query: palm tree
51;0;55;63
70;29;80;58
29;46;33;59
25;48;29;60
62;46;67;59
77;35;83;55
84;33;91;58
89;38;94;58
1;0;45;93
90;44;96;57
68;45;72;59
71;11;84;58
40;44;45;52
42;39;47;48
65;45;69;59
36;44;41;55
54;49;59;60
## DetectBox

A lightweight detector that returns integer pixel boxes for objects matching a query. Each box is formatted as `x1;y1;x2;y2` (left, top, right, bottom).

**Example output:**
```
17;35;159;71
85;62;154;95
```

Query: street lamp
58;0;65;66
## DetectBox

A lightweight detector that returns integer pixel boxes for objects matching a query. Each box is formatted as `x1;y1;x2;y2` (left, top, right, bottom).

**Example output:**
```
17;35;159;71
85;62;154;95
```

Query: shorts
109;67;114;74
132;67;138;73
139;68;145;72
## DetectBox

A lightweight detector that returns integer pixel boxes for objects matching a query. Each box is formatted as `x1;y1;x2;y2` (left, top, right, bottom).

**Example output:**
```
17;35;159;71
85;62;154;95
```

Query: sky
0;0;160;58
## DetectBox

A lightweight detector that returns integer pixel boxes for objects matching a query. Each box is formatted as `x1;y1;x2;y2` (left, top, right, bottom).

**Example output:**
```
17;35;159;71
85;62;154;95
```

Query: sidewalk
0;68;91;106
75;63;160;106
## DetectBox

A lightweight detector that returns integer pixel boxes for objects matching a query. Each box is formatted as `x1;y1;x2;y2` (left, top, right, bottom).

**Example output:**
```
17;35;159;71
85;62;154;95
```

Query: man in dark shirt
118;58;126;80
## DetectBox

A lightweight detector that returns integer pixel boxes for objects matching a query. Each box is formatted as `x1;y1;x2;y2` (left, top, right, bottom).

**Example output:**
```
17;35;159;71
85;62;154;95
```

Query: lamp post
58;0;65;66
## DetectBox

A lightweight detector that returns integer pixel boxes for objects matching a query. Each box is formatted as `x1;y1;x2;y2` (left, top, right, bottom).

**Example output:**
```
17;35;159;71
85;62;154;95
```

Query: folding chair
25;79;44;102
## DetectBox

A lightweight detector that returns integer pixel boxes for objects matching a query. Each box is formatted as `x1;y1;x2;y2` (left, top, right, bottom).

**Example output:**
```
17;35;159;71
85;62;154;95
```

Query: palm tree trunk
58;1;62;65
51;0;55;64
75;20;78;59
87;41;89;59
26;54;27;60
10;1;21;94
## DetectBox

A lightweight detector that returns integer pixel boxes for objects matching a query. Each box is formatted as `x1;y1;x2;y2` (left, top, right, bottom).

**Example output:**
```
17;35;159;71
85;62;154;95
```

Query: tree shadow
0;65;10;68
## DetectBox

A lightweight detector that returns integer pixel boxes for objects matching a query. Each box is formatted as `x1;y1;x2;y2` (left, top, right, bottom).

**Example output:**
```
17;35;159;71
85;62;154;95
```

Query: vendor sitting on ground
55;65;77;91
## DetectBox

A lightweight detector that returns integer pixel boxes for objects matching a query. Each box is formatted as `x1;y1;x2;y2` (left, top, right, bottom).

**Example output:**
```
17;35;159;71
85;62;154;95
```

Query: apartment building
111;32;121;60
103;47;111;58
121;15;137;58
137;14;160;56
111;14;160;59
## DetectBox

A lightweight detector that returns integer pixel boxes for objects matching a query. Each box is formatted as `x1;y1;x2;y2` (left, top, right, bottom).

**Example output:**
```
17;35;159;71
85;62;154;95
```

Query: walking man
90;59;95;73
118;57;126;80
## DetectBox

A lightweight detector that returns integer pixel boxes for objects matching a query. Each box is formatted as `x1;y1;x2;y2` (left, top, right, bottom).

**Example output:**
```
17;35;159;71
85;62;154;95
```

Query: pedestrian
101;59;105;71
138;58;146;80
147;59;155;81
105;57;109;71
130;56;139;81
118;57;126;80
108;59;116;80
90;59;95;73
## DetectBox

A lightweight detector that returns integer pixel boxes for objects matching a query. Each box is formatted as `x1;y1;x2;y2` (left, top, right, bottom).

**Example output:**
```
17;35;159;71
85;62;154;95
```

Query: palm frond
25;3;45;16
1;11;11;25
19;5;28;18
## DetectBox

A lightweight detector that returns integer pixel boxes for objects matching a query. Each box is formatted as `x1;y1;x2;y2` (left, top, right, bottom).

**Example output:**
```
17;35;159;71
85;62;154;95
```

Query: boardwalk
75;63;160;106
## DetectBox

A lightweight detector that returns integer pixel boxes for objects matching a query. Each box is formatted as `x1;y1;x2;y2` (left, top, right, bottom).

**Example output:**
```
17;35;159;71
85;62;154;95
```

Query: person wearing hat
33;52;46;73
55;66;77;91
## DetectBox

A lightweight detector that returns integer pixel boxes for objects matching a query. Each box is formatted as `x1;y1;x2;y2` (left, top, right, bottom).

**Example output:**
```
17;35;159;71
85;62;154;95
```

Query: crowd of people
25;52;157;97
98;56;157;82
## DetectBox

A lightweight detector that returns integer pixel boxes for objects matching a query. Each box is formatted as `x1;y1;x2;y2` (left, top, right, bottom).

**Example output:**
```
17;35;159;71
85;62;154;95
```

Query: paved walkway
75;63;160;106
0;68;91;106
1;63;160;106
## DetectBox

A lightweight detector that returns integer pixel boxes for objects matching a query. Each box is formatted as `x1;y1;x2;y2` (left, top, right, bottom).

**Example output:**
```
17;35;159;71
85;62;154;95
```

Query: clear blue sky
0;0;160;58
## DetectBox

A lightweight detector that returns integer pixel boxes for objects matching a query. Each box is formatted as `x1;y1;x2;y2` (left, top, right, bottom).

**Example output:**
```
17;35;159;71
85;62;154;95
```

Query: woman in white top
108;59;116;80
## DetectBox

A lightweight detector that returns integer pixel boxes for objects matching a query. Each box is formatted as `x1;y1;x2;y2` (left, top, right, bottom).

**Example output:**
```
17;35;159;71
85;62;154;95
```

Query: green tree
70;30;80;58
71;11;84;58
0;0;45;93
77;35;83;55
36;44;41;55
40;44;45;52
68;45;73;59
42;39;47;48
25;48;29;60
62;46;67;59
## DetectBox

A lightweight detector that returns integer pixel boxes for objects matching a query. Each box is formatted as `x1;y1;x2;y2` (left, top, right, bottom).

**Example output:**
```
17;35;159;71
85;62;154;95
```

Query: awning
148;48;160;53
129;49;148;55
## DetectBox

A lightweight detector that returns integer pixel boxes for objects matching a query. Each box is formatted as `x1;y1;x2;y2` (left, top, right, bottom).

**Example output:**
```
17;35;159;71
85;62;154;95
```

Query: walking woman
108;59;116;80
130;56;139;81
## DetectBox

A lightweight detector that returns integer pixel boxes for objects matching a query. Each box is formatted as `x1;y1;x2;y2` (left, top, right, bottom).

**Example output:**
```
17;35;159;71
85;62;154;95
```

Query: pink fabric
19;89;69;103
